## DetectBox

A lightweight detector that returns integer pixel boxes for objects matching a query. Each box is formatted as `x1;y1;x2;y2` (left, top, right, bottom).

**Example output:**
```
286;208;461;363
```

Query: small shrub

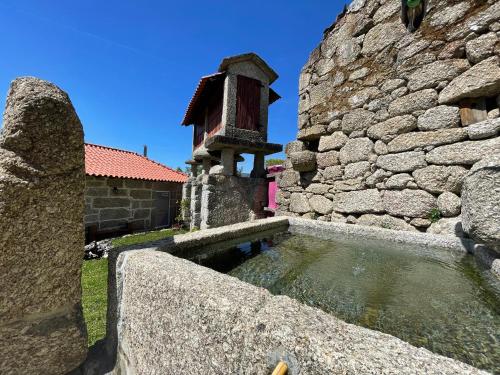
265;158;285;167
428;208;441;223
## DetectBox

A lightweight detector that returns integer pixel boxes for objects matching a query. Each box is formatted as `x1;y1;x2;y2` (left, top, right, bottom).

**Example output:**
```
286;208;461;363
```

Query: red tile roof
85;143;188;183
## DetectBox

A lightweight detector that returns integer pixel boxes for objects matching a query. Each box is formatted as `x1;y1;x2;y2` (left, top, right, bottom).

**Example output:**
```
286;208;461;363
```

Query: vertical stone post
221;148;235;176
202;158;211;175
251;152;266;178
221;74;237;132
191;163;199;178
0;78;87;373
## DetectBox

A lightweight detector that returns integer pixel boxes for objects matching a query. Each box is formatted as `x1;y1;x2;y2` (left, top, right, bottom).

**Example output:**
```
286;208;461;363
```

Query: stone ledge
287;217;475;253
204;135;282;155
109;249;486;374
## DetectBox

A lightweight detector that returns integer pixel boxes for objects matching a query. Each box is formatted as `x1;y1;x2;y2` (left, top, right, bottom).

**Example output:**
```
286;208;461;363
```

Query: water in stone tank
214;233;500;373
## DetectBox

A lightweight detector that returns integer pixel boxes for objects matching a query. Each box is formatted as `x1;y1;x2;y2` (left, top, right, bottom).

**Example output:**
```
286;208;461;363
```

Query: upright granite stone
0;77;87;374
461;153;500;253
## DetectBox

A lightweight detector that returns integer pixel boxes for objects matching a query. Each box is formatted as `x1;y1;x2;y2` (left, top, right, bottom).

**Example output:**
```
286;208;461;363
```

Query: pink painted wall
267;165;284;210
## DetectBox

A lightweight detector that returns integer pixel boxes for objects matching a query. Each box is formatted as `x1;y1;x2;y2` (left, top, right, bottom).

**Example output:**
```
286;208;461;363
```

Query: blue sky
0;0;343;171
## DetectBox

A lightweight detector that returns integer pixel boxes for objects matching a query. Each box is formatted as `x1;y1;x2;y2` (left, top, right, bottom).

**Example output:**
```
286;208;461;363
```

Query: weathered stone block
93;197;131;208
348;87;381;109
465;32;498;64
427;217;464;238
357;214;418;232
341;109;376;135
412;165;468;194
285;141;306;156
362;21;406;55
339;138;374;164
466;118;500;140
425;137;500;165
439;56;500;104
278;170;300;188
437;192;461;217
309;195;333;215
366;169;392;187
380;79;406;93
322;165;343;181
305;183;330;195
407;60;470;92
100;208;131;221
0;77;87;373
385;173;414;189
383;189;437;218
417;106;460;131
316;150;340;168
124;179;145;189
289;193;311;213
333;178;365;191
133;208;152;220
318;132;348;152
388;89;438;116
290;151;317;172
332;189;384;214
462;153;500;252
387;128;467;153
85;187;109;197
376;151;427;172
297;125;329;141
344;161;371;179
367;115;417;142
130;189;152;200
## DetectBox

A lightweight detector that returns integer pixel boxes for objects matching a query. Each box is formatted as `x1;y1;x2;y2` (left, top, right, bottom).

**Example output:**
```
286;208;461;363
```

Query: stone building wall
199;175;267;229
85;175;183;236
278;0;500;233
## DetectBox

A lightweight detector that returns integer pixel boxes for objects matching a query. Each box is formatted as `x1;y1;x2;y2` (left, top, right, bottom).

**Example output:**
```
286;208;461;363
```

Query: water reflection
203;232;500;373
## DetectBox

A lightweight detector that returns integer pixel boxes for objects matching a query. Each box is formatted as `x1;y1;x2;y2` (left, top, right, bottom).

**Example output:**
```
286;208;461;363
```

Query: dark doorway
152;191;171;229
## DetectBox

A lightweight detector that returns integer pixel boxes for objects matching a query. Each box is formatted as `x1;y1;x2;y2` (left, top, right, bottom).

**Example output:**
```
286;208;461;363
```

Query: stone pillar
191;163;199;178
221;73;237;132
0;78;87;373
221;148;235;176
190;181;202;229
251;152;266;178
202;158;211;175
181;179;192;224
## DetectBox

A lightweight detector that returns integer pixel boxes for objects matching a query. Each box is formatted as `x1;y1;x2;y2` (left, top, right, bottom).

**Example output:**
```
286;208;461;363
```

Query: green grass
111;228;188;248
82;258;108;346
82;227;188;346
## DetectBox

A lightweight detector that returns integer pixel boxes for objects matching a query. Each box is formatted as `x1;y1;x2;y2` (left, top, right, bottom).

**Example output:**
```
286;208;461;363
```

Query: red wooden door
236;75;261;131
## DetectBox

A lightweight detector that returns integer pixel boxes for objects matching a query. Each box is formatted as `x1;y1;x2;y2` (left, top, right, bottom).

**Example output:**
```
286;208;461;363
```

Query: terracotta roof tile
85;143;187;183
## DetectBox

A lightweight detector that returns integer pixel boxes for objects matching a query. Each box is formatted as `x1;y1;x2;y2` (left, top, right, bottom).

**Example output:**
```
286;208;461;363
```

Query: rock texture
461;153;500;253
111;248;485;374
0;77;87;373
439;56;500;104
278;0;500;234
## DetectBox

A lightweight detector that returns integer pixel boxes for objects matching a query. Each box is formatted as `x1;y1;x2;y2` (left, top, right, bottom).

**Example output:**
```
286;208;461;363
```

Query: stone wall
198;175;267;229
278;0;500;233
85;175;183;235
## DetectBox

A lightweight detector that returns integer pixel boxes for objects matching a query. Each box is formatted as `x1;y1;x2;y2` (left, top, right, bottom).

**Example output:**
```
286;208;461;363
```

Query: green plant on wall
265;158;284;167
175;198;190;226
428;208;441;223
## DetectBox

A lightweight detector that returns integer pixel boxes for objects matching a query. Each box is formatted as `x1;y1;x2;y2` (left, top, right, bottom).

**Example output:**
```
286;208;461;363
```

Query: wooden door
236;75;261;131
